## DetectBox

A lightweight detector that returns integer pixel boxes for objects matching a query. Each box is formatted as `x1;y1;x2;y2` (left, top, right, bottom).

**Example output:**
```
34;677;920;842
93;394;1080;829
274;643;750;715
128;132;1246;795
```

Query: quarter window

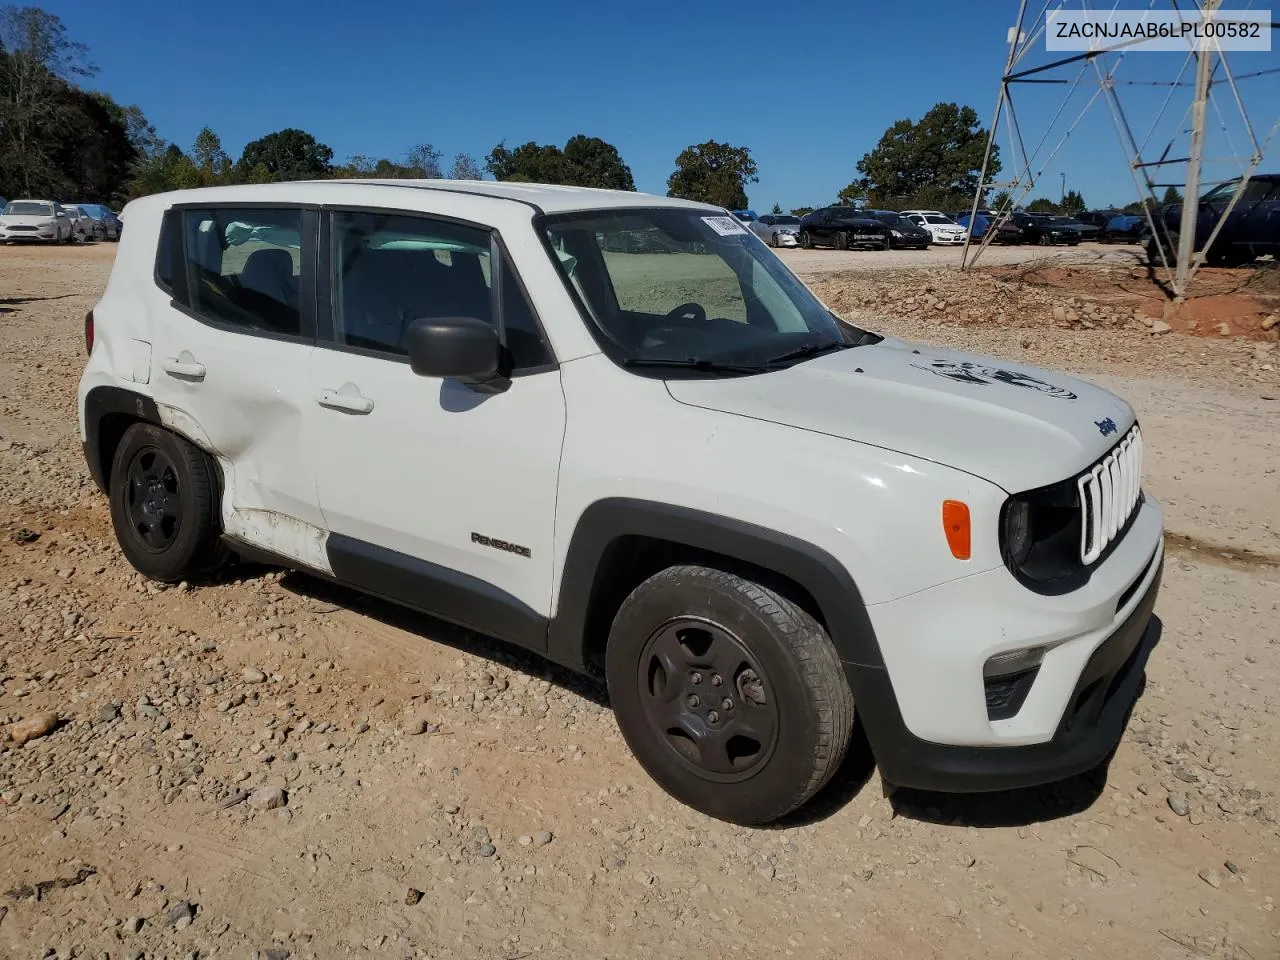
180;208;303;337
331;211;550;369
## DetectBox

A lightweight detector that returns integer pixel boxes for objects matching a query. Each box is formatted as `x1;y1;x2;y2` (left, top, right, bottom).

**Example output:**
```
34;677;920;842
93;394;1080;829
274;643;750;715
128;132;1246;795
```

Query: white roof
122;179;725;216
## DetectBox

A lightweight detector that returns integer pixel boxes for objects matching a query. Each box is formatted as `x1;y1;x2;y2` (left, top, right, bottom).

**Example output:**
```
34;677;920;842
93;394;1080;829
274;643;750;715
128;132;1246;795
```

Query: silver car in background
749;214;802;248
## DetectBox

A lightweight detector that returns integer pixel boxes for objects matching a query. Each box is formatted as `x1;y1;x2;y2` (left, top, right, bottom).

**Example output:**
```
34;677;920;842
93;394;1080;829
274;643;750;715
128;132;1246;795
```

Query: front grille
1078;425;1143;565
9;224;37;231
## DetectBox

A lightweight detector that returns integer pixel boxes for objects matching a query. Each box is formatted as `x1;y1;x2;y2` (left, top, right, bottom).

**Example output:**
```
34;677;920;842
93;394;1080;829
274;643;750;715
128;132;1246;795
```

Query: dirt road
1;243;1276;960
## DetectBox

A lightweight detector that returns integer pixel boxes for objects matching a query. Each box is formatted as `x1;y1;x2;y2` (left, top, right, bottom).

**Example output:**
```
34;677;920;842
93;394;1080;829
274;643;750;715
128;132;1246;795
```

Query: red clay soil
986;262;1280;340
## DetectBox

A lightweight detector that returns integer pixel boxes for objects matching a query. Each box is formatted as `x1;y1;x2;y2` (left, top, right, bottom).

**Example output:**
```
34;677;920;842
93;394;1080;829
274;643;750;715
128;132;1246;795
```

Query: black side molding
326;534;547;651
82;385;162;492
547;498;885;672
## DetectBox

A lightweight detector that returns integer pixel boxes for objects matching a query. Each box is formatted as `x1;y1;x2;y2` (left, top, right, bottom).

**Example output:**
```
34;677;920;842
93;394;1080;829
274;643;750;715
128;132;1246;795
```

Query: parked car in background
731;209;757;225
0;199;75;243
861;210;931;249
1146;174;1280;267
73;203;123;241
1052;215;1097;241
63;204;102;241
902;212;967;245
1007;212;1080;246
1080;210;1145;244
748;213;802;247
797;206;891;250
955;212;1022;244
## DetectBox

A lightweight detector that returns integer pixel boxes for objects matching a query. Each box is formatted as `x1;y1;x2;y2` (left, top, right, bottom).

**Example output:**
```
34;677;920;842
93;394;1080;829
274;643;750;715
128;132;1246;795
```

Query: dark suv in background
1147;174;1280;267
797;206;891;250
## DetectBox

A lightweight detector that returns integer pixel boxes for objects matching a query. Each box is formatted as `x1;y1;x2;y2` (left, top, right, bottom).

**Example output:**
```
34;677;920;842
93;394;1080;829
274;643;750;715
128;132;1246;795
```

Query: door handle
161;356;206;380
317;388;374;414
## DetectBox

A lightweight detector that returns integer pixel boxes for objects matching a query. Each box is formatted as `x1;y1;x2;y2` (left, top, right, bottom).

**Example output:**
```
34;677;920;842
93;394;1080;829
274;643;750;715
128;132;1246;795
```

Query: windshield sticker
911;359;1078;400
702;215;749;237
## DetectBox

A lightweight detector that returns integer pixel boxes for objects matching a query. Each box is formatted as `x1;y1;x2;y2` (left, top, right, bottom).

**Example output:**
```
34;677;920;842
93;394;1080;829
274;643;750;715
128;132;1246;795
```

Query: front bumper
775;232;799;247
849;493;1164;792
850;555;1160;792
931;233;967;245
1;228;57;241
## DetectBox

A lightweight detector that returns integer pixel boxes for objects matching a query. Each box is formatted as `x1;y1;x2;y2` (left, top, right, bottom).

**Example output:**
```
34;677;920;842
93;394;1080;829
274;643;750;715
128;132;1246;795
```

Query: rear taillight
84;310;94;355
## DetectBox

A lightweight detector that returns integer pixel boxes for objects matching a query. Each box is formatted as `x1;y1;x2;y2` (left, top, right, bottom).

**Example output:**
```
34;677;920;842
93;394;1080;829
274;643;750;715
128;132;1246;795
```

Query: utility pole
1060;172;1066;206
1176;0;1217;291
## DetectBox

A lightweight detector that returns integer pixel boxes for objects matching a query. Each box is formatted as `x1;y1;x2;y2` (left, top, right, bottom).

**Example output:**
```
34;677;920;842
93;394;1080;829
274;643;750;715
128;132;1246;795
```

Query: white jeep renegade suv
77;180;1164;825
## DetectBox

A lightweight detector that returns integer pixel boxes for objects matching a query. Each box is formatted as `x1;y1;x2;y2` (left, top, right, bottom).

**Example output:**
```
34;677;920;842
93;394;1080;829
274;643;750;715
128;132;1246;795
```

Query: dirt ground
1;242;1277;960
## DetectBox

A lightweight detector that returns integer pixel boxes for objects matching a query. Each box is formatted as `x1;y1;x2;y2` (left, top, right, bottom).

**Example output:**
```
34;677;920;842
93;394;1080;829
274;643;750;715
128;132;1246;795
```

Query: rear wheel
108;423;229;582
800;230;813;249
606;565;854;825
834;231;848;251
1146;230;1177;266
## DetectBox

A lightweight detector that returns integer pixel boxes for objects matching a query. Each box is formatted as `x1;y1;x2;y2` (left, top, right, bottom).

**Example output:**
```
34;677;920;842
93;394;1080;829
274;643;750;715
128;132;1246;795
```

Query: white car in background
748;214;802;248
902;210;968;245
0;199;75;243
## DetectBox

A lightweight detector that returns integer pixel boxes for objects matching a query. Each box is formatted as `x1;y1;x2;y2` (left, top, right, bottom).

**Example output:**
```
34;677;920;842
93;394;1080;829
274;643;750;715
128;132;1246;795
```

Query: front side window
332;211;550;368
544;207;877;376
180;208;303;337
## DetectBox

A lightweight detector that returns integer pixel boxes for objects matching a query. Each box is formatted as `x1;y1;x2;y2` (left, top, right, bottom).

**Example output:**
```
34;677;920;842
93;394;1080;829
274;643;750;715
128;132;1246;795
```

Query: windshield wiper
764;341;851;367
622;357;768;376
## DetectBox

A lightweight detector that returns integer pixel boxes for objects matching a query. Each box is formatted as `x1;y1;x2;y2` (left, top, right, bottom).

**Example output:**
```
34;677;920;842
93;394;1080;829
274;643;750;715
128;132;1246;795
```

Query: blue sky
45;0;1279;211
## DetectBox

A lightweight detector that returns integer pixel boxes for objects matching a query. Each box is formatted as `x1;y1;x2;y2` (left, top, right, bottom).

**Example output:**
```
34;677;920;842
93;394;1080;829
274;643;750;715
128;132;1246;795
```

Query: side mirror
405;316;505;390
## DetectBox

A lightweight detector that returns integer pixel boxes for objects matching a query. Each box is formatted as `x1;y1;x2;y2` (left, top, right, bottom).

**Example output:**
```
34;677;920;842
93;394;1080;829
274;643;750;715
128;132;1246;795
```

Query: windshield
4;201;52;216
923;215;955;224
543;207;874;375
877;214;914;228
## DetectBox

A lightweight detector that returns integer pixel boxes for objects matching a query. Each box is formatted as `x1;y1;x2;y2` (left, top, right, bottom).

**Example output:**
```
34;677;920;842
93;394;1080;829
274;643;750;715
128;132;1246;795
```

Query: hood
829;216;887;230
664;338;1135;492
0;213;54;225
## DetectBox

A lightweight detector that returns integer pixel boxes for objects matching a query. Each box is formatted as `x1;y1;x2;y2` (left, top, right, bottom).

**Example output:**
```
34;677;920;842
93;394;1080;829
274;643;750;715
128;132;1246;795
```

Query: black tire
769;231;779;248
1146;230;1177;266
799;230;813;249
605;564;854;825
834;231;848;251
881;235;892;251
108;423;228;582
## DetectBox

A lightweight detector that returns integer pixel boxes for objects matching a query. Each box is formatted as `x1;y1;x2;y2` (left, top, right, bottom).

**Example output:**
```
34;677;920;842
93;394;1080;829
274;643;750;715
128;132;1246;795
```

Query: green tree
1161;185;1183;204
666;139;758;209
486;135;634;189
404;143;442;178
991;189;1013;211
448;152;485;180
841;102;999;212
1060;189;1086;215
0;5;97;195
191;126;231;185
770;201;782;214
1025;197;1058;213
790;206;815;217
560;135;635;190
238;128;333;181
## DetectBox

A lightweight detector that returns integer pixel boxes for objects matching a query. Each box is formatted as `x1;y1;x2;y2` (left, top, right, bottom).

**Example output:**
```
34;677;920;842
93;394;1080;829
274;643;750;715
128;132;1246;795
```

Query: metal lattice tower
960;0;1279;298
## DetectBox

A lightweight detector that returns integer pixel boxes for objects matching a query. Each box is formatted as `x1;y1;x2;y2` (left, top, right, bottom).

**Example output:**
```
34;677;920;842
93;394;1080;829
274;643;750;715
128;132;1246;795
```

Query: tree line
6;4;1137;220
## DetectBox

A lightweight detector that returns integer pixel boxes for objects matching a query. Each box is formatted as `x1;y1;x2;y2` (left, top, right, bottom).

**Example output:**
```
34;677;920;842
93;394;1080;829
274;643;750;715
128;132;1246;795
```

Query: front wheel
834;231;848;251
799;230;813;249
108;423;229;582
1146;231;1178;266
606;565;854;825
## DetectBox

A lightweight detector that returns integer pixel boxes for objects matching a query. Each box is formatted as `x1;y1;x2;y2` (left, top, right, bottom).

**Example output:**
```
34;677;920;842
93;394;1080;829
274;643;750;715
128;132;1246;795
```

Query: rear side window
179;208;303;337
331;210;550;369
155;212;176;289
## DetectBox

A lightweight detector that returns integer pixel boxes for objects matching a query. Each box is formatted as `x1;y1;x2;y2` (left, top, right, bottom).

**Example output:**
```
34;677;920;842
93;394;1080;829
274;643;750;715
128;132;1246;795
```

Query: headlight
999;479;1085;590
890;229;903;238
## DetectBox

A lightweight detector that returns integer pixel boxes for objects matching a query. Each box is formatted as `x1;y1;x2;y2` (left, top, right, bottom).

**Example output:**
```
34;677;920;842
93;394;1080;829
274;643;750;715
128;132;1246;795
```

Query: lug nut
710;674;723;687
690;672;703;685
707;710;720;724
721;698;733;711
687;695;701;708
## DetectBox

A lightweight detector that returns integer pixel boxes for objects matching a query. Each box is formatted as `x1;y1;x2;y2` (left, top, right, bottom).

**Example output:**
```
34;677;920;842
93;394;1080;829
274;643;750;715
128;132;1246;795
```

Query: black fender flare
546;498;885;672
82;385;161;492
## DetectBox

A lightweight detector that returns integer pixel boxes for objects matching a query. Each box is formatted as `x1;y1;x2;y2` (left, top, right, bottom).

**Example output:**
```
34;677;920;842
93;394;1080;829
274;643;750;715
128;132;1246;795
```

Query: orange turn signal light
942;500;971;560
